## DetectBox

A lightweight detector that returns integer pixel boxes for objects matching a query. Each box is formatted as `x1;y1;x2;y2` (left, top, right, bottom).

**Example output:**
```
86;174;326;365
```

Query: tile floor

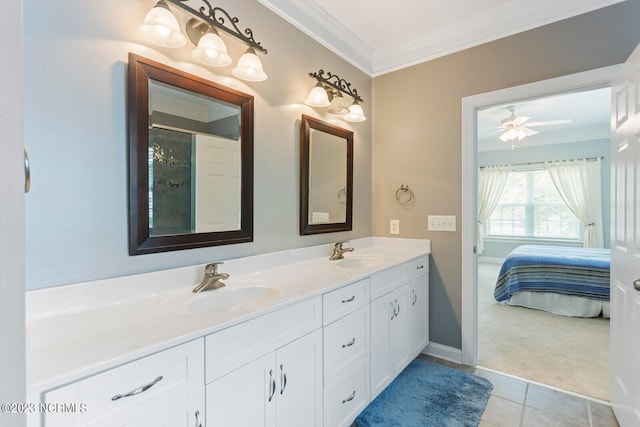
420;355;619;427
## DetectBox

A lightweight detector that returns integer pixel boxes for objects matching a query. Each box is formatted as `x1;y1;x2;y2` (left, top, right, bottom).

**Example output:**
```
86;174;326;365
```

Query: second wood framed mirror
300;114;353;235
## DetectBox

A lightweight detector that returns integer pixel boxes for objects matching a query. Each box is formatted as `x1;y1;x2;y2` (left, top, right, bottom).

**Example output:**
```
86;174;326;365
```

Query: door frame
460;65;620;366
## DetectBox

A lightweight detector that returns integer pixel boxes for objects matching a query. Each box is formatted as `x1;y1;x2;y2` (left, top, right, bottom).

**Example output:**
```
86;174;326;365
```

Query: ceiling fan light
232;48;267;82
305;83;330;107
138;0;186;48
191;27;232;67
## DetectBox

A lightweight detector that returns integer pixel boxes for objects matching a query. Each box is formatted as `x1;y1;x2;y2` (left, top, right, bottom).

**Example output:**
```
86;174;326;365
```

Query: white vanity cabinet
322;278;371;427
39;339;205;427
205;296;323;427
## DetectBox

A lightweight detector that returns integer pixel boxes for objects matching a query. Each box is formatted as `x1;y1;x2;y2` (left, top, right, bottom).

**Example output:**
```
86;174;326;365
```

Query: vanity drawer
323;306;370;386
205;296;322;383
323;278;370;325
370;263;409;300
323;359;370;427
410;256;429;279
42;339;203;427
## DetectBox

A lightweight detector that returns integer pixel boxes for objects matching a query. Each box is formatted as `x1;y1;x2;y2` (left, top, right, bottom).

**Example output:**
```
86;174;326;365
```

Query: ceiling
258;0;625;76
477;87;612;152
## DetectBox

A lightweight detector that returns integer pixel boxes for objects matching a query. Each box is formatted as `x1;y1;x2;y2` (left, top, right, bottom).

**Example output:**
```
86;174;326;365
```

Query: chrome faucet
192;262;229;293
329;241;354;260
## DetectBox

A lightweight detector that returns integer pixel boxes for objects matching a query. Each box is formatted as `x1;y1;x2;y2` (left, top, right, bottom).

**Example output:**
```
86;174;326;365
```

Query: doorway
460;66;619;395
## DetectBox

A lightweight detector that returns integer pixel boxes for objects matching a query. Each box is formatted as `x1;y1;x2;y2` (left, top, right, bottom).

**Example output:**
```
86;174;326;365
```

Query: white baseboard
423;342;463;364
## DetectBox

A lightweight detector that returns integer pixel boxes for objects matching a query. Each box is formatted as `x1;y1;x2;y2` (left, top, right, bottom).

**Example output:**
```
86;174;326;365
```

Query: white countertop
26;237;430;393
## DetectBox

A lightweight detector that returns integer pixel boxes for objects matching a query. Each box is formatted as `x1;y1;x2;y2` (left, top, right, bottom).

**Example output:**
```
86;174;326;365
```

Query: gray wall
371;1;640;350
478;138;611;259
23;0;372;290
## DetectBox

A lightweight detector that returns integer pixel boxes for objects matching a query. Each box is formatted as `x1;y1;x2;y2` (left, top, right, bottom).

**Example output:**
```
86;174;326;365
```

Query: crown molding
259;0;626;77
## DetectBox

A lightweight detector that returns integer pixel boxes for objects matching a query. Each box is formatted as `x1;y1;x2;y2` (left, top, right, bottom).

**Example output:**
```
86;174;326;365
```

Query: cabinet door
275;329;323;427
390;285;410;375
206;353;276;427
409;273;429;356
370;284;409;400
370;291;394;399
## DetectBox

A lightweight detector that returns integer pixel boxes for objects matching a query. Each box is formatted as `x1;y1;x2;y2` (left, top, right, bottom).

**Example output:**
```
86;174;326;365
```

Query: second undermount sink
334;255;392;269
185;285;280;314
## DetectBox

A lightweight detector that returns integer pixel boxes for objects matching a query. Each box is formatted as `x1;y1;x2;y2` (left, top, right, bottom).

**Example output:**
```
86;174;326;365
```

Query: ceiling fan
496;106;572;148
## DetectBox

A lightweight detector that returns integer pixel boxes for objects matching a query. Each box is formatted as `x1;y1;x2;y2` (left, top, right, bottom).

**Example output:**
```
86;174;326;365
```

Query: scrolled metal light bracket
167;0;268;54
308;69;363;103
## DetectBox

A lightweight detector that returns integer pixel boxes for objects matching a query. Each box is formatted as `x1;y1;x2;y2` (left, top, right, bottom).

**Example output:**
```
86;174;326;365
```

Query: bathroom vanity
26;237;430;427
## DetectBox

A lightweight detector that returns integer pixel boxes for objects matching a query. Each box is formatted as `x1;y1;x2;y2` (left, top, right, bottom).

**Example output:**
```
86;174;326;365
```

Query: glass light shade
343;102;366;122
191;28;232;67
138;0;186;48
305;84;330;107
232;48;267;82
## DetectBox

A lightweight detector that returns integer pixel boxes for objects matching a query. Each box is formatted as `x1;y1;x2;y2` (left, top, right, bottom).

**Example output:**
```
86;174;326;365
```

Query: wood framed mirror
300;114;353;235
128;53;253;255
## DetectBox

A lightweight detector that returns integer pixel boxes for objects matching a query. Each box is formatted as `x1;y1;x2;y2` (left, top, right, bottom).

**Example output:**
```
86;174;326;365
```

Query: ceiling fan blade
525;119;572;127
512;116;530;125
521;127;538;136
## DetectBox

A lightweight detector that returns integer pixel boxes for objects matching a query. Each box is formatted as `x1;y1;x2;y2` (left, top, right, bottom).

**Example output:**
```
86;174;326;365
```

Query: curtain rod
479;156;604;170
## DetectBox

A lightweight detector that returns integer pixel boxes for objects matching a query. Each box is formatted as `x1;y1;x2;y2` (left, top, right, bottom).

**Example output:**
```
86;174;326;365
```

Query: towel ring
337;187;347;204
395;184;414;205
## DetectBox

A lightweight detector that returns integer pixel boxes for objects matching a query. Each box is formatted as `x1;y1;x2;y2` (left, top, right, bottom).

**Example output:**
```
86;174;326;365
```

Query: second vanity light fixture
138;0;268;81
305;69;366;122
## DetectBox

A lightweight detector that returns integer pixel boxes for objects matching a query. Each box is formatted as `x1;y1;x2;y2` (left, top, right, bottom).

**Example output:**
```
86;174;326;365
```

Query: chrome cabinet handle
412;289;418;306
24;145;30;193
342;338;356;348
111;376;163;401
416;264;424;270
268;369;276;402
634;279;640;291
280;364;287;395
341;295;356;303
395;299;400;316
342;390;356;403
195;410;202;427
390;301;396;320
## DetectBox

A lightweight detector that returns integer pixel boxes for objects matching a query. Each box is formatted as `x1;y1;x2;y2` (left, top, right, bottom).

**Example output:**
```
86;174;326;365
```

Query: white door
610;42;640;426
0;1;26;426
194;134;241;232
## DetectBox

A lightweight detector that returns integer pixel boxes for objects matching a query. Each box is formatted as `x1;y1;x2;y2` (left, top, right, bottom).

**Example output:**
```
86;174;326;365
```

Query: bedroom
475;86;612;401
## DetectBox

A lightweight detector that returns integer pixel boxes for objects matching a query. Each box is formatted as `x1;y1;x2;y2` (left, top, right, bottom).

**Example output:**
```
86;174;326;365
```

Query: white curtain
477;166;510;254
545;158;604;248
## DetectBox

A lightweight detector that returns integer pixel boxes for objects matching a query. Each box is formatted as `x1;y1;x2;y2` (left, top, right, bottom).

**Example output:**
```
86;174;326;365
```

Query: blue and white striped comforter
494;245;610;302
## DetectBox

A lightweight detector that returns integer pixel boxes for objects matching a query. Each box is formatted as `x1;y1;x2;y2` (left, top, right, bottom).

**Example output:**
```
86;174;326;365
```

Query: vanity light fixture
138;0;268;81
305;69;366;122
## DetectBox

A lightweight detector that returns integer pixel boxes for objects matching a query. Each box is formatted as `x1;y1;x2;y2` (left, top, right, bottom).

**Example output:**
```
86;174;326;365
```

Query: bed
494;245;611;318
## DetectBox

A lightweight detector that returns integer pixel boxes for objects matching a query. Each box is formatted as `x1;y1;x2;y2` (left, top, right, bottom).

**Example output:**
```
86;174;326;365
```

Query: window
487;168;580;240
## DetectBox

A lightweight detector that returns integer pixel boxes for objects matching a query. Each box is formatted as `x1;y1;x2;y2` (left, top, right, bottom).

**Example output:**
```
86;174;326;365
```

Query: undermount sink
334;255;391;269
185;285;280;313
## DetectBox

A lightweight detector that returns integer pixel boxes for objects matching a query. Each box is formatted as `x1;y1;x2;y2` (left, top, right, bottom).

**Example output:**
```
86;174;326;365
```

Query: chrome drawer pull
24;145;31;193
195;409;202;427
341;295;356;303
416;265;424;270
634;279;640;291
342;390;356;403
111;376;163;401
342;338;356;348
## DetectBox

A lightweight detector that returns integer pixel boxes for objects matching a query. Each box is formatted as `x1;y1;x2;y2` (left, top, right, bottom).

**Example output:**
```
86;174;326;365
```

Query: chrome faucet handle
334;240;349;249
205;261;224;276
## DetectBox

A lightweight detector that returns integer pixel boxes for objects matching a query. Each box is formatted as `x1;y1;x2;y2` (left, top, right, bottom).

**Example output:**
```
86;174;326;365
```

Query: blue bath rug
355;359;493;427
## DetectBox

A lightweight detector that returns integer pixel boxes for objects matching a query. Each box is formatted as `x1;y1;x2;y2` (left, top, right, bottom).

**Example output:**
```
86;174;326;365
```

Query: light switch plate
428;215;456;231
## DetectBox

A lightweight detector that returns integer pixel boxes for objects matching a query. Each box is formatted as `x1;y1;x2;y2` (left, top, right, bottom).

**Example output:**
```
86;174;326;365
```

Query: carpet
355;359;493;427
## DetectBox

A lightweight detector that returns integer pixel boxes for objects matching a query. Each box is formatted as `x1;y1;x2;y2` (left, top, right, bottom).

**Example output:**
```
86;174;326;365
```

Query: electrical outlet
390;219;400;234
428;215;456;231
